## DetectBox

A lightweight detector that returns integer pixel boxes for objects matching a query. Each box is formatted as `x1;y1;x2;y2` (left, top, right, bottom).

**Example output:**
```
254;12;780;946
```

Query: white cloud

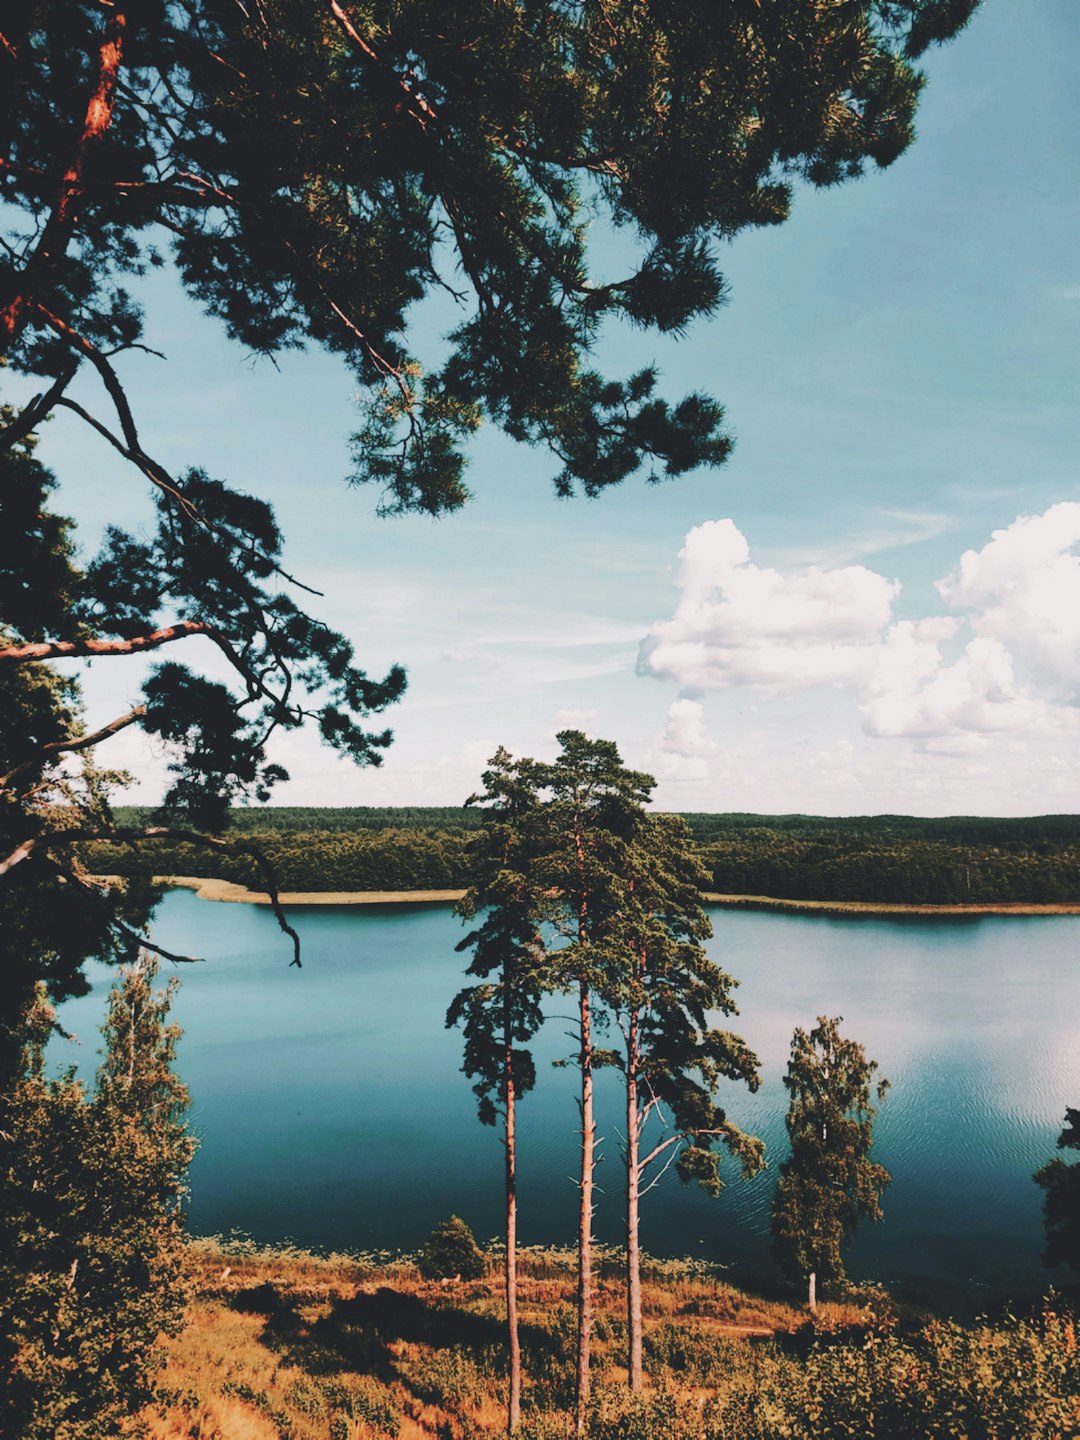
641;507;1080;758
861;634;1077;742
638;519;898;693
661;698;718;759
936;502;1080;691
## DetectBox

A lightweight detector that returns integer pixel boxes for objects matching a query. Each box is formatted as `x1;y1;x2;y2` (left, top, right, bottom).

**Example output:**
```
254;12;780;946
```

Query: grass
140;1239;887;1440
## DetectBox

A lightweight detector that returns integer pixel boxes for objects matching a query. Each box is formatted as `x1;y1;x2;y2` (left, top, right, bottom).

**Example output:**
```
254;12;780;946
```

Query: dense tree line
698;831;1080;904
95;809;1080;905
87;827;473;891
113;805;485;834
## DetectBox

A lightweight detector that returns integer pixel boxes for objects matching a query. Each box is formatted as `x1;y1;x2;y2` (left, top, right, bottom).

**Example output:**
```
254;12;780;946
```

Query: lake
53;890;1080;1307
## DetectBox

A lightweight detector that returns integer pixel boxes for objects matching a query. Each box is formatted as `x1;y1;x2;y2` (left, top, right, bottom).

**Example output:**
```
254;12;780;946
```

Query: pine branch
0;705;147;790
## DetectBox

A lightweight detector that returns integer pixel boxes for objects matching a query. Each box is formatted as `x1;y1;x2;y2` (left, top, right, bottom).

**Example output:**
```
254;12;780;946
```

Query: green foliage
416;1215;487;1282
696;815;1080;904
97;806;1080;907
702;1307;1080;1440
772;1018;890;1300
1034;1107;1080;1274
588;1385;699;1440
0;958;195;1440
616;810;763;1197
449;747;548;1126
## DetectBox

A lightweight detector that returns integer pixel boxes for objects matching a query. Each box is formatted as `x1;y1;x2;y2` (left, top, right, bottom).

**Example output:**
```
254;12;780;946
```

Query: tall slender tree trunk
808;1270;817;1313
576;974;594;1434
626;1000;643;1391
504;1004;521;1431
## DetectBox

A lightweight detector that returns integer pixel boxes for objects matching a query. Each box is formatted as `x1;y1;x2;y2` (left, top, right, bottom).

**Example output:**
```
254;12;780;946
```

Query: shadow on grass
230;1281;569;1413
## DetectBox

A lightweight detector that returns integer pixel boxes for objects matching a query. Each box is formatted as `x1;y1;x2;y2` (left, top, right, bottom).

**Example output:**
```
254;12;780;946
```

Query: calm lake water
53;891;1080;1306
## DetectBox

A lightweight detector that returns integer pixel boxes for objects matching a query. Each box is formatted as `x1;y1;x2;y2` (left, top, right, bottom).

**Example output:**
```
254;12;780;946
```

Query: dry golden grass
141;1239;883;1440
703;892;1080;917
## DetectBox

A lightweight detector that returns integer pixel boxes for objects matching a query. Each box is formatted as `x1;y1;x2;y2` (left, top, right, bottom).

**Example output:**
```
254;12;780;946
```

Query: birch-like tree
771;1016;890;1311
611;812;763;1391
447;748;548;1432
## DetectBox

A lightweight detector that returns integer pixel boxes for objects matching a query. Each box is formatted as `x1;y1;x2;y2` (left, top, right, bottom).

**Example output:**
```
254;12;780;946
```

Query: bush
416;1215;486;1281
0;959;195;1440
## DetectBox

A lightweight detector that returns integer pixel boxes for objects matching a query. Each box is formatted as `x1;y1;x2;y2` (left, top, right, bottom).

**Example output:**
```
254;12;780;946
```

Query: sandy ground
149;876;1080;916
701;892;1080;917
158;875;466;905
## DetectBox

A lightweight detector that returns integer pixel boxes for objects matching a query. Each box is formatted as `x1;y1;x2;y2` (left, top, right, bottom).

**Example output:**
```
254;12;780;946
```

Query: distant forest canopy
95;809;1080;905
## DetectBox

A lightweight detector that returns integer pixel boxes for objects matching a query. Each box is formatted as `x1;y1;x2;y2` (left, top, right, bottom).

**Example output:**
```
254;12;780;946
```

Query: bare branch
0;360;81;454
0;705;147;790
53;864;205;964
0;825;302;966
0;620;231;665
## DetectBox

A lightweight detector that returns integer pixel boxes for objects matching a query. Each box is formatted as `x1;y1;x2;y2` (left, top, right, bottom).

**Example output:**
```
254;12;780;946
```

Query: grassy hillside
143;1239;1077;1440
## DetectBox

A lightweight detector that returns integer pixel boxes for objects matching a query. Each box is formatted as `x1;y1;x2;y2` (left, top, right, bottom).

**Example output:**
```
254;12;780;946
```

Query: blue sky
27;0;1080;815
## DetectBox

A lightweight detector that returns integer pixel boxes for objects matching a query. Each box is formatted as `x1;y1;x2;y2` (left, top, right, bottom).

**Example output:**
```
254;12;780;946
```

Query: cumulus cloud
661;697;718;759
936;502;1080;690
861;634;1077;742
641;507;1080;753
638;520;899;693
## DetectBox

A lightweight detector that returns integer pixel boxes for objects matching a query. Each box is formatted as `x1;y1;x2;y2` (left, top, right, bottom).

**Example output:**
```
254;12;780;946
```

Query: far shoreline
154;875;1080;918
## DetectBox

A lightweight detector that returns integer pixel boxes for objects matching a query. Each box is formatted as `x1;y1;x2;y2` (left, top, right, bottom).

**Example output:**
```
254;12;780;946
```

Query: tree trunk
576;975;594;1433
808;1270;817;1313
626;1006;642;1391
505;1011;521;1432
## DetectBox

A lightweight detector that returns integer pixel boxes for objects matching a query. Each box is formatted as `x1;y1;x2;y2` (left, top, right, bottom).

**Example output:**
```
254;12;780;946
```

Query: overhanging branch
0;825;302;966
0;704;147;790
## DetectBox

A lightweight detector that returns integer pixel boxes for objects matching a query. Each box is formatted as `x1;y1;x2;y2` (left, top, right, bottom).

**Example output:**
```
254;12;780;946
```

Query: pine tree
771;1017;890;1311
0;957;195;1439
530;732;652;1431
447;747;547;1431
611;813;762;1390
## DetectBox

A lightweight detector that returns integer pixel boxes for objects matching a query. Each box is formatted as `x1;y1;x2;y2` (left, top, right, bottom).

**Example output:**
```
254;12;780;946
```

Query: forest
95;806;1080;904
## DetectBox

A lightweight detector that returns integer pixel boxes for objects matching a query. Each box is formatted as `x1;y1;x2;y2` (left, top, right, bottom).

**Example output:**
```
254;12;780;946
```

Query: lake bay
54;890;1080;1307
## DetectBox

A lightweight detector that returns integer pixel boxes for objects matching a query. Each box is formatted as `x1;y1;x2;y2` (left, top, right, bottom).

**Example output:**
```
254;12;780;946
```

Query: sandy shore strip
701;892;1080;918
158;875;467;905
142;876;1080;916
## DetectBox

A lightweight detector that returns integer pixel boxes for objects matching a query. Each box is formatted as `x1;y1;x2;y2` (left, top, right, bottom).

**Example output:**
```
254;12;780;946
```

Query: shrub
416;1215;486;1281
0;961;195;1440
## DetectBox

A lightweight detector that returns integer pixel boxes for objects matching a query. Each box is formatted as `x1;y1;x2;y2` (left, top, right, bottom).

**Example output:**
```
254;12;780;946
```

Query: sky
25;0;1080;817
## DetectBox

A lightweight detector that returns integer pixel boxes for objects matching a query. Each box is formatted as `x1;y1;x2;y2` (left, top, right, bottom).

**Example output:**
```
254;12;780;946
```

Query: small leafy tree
448;747;548;1430
771;1017;890;1311
417;1215;486;1282
0;956;195;1439
1034;1106;1080;1275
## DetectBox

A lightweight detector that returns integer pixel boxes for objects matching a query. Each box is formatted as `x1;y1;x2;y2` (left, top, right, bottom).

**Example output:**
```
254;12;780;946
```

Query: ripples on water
51;894;1080;1305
